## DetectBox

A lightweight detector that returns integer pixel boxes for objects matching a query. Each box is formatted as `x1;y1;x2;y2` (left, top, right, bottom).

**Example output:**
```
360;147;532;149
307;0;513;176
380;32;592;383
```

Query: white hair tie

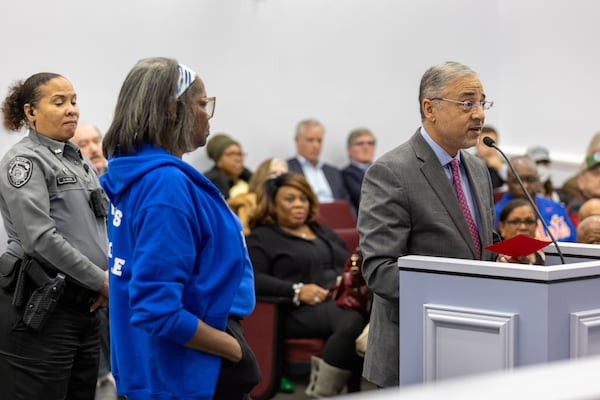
176;63;197;98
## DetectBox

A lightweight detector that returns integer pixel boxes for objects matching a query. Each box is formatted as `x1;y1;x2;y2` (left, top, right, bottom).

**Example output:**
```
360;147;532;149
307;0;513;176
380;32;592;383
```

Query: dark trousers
97;307;111;377
0;289;100;400
212;317;261;400
285;299;366;392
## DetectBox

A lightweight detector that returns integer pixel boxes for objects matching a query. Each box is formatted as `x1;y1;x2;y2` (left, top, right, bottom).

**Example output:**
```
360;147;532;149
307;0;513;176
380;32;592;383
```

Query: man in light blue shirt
287;118;350;205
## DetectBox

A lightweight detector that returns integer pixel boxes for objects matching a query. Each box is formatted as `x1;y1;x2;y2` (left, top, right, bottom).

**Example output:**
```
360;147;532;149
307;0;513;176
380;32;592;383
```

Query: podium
398;242;600;386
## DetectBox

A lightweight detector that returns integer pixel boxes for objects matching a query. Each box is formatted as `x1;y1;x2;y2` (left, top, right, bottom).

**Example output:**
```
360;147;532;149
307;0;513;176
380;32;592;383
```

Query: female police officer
0;72;109;399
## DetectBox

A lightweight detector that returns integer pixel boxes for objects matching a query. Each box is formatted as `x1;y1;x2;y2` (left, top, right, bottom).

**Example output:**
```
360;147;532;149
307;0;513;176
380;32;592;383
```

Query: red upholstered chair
240;298;283;400
317;200;356;230
333;228;360;253
241;297;325;400
318;200;360;252
284;337;325;373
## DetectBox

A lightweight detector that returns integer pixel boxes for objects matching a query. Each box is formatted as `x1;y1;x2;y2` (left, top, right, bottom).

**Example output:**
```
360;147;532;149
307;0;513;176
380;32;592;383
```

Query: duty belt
24;258;98;312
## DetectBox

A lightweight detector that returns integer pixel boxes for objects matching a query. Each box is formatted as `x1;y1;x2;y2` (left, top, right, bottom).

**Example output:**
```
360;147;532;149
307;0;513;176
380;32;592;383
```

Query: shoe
96;372;115;388
305;356;351;398
279;376;295;393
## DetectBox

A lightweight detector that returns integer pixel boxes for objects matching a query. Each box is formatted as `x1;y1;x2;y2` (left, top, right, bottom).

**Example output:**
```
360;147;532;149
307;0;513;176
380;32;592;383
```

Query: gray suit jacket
357;130;496;387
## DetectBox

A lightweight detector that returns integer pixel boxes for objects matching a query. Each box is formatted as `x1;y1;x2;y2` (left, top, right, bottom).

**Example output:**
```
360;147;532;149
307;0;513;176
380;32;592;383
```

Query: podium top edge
397;254;600;282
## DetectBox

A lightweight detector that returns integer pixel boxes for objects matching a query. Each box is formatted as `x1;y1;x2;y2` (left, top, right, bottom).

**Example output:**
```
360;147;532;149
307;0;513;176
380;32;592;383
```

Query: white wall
1;0;598;184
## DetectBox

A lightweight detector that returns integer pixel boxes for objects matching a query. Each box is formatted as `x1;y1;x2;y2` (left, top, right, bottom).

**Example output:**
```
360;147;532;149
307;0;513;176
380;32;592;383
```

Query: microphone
483;136;565;264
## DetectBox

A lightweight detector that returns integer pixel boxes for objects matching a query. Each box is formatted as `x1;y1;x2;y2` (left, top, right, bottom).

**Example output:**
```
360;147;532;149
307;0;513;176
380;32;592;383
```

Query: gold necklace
282;225;307;238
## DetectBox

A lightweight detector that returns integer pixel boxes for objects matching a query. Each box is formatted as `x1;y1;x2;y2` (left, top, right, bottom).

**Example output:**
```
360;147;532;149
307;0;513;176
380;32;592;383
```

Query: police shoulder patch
8;156;33;188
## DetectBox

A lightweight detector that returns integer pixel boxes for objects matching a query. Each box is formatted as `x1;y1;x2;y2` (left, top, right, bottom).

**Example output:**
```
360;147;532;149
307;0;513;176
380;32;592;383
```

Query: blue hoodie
100;145;255;400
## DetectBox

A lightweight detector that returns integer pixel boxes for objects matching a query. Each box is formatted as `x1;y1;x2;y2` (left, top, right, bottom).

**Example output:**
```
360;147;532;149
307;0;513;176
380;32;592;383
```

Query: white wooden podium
398;242;600;386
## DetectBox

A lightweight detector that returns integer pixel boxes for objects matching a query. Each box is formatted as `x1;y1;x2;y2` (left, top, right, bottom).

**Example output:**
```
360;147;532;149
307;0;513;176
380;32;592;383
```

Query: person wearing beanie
204;133;253;199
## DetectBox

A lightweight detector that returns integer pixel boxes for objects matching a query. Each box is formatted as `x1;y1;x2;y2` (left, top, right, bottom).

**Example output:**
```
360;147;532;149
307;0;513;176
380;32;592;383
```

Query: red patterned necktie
450;159;481;259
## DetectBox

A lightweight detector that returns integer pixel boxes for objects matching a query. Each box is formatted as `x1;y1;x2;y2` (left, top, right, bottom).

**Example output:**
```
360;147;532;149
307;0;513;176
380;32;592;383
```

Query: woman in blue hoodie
100;57;259;400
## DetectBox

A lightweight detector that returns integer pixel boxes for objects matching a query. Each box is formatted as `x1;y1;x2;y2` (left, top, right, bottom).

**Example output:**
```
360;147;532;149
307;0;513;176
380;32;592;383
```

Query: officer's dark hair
2;72;61;131
103;57;199;157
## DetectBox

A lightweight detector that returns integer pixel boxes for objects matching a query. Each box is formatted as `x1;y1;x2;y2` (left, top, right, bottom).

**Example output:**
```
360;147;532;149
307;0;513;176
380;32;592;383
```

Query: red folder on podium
485;234;551;258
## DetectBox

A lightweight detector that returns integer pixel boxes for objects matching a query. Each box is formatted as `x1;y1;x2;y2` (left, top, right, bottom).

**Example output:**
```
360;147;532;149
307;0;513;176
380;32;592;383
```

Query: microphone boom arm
483;137;566;264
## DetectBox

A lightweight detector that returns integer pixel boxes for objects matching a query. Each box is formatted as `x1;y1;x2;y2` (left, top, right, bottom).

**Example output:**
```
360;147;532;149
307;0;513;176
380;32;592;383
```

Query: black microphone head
482;136;496;148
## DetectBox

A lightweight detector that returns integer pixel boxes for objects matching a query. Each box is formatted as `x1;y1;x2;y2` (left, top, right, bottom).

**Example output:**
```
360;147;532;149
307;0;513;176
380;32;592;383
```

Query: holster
13;257;66;331
22;273;66;331
12;257;54;307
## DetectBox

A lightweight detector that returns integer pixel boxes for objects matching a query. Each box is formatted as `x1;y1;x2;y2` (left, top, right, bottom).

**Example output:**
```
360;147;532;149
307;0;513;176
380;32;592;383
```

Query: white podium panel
423;304;516;381
570;309;600;358
398;248;600;386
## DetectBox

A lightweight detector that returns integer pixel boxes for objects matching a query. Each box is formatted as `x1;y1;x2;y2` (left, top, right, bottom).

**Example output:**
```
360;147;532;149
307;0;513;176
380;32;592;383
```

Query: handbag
329;249;370;316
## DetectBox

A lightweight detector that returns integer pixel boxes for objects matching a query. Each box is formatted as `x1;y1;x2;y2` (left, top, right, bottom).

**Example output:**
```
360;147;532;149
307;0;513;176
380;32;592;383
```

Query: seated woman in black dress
246;172;366;397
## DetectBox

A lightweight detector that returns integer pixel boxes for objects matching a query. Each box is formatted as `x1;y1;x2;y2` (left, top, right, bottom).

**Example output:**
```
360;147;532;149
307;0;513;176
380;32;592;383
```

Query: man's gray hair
295;118;324;139
418;61;478;120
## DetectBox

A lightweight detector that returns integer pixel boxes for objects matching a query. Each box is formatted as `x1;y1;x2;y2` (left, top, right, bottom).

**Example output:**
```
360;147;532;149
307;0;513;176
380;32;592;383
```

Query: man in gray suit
358;61;497;387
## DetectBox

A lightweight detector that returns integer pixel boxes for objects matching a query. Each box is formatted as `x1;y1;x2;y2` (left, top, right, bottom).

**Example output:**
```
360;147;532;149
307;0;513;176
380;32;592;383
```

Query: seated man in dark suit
341;128;376;211
287;118;350;204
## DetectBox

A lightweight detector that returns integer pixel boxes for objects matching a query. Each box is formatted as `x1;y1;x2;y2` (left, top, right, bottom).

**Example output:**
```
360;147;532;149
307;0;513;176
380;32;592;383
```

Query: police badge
8;156;33;188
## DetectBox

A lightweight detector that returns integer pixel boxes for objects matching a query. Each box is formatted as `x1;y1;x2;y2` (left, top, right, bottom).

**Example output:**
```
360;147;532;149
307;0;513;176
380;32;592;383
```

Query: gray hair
346;127;374;148
418;61;478;120
103;57;199;157
295;118;324;139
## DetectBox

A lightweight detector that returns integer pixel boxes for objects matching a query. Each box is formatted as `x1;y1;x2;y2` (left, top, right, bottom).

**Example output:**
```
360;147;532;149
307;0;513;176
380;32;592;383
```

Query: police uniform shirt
0;130;107;291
